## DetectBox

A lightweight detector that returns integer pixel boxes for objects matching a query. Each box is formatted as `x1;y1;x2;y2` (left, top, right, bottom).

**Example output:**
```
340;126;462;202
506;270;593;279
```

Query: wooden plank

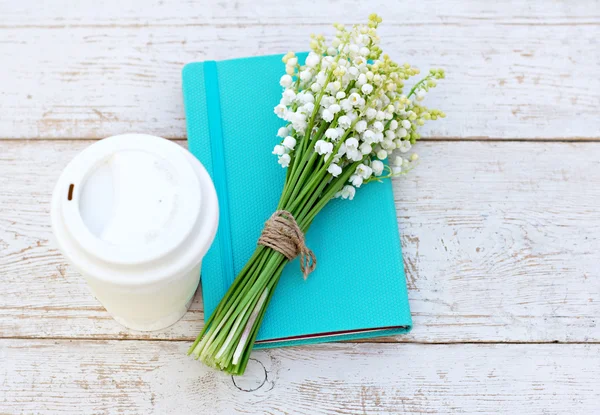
1;140;598;342
0;0;598;139
1;340;598;414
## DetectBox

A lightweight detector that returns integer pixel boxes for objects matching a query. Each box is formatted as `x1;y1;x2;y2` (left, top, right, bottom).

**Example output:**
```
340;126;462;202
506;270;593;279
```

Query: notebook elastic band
204;61;236;288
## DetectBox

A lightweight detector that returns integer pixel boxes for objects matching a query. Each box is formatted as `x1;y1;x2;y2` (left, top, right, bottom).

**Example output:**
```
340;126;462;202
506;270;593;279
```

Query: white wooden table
1;1;599;414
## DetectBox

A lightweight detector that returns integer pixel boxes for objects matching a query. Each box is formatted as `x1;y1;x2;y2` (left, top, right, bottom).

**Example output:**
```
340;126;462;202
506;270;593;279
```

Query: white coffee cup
51;134;218;331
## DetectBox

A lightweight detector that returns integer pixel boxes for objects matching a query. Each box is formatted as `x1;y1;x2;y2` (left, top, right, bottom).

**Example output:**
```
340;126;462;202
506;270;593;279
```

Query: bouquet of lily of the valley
189;14;445;375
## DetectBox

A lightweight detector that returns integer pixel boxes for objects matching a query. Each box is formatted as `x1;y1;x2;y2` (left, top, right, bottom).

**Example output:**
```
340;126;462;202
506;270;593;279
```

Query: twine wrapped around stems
257;210;316;279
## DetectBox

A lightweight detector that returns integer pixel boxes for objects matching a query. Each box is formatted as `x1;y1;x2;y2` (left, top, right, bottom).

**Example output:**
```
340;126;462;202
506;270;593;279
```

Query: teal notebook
182;53;412;349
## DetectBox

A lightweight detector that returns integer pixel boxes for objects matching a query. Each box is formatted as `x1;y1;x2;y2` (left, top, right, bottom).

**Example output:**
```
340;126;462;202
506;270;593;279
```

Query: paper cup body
51;134;218;331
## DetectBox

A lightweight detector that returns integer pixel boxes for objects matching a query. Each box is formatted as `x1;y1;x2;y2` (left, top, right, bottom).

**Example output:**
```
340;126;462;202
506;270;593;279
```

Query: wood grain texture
1;140;598;342
0;0;598;139
1;340;598;415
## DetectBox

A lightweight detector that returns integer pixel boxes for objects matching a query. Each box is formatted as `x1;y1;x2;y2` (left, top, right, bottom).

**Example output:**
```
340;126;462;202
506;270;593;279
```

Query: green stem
299;161;361;230
408;74;432;98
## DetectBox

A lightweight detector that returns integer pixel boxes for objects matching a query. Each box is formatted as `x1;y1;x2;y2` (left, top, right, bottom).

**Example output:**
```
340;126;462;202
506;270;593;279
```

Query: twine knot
257;210;316;279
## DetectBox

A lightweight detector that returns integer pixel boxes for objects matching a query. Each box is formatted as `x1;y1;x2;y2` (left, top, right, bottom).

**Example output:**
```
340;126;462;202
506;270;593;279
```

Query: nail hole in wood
67;184;74;201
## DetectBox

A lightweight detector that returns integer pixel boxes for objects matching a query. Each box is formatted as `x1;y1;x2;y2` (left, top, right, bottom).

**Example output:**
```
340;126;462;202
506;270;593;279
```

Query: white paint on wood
1;2;599;410
1;340;598;414
1;140;598;342
0;0;598;139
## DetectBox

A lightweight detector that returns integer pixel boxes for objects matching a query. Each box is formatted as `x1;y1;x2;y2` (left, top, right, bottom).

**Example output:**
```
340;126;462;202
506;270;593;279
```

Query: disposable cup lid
51;134;218;285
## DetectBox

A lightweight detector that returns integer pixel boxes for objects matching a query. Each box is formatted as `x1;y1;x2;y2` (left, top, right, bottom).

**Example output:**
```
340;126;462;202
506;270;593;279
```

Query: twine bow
257;210;316;279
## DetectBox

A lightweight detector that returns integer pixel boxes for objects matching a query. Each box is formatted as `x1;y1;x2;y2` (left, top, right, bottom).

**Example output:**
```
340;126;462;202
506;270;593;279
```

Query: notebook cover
182;53;412;349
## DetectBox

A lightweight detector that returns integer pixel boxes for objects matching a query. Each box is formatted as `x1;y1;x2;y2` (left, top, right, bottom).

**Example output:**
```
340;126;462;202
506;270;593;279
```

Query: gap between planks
2;137;600;142
1;335;598;345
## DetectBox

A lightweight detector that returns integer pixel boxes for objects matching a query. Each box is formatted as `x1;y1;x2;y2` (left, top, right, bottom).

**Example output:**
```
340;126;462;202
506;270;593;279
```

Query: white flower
278;153;291;167
393;156;404;167
377;149;388;160
340;99;353;112
293;111;307;122
356;163;373;179
348;93;361;106
410;153;419;161
325;128;340;140
350;174;363;187
392;166;403;175
277;126;289;138
353;56;366;67
310;83;321;93
327;81;341;93
288;112;307;134
329;104;341;114
362;129;375;144
315;140;334;155
345;137;362;161
287;57;298;67
300;70;312;82
316;71;327;86
327;163;342;177
340;185;356;200
322;56;334;68
345;137;359;150
320;96;334;108
385;130;396;139
359;142;372;155
401;119;412;129
374;132;384;143
416;89;426;101
305;53;320;68
272;144;286;156
399;140;412;153
336;91;346;100
338;115;351;129
359;46;370;56
348;149;363;161
274;104;286;118
282;110;293;122
390;119;398;130
283;136;296;150
302;102;315;114
371;160;384;176
280;74;293;88
372;121;384;133
282;89;296;105
381;139;394;150
355;120;367;133
361;83;373;95
397;128;408;138
375;110;386;121
298;91;314;103
322;109;334;122
357;73;367;86
366;108;377;120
